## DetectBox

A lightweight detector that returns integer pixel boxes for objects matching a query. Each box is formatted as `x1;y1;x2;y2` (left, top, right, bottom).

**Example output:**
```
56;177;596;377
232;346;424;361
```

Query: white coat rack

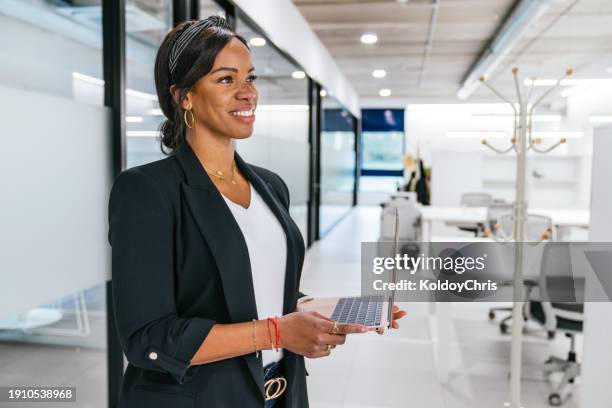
479;66;572;408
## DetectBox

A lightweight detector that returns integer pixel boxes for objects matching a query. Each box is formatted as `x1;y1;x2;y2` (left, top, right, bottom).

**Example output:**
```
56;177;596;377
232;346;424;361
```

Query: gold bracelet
252;319;259;358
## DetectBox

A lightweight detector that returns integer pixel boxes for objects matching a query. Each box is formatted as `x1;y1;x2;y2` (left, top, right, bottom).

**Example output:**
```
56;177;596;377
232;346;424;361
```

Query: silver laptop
298;208;400;331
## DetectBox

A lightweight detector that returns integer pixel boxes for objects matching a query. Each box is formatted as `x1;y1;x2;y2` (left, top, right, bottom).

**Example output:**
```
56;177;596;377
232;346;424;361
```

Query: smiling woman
154;16;255;153
109;15;373;408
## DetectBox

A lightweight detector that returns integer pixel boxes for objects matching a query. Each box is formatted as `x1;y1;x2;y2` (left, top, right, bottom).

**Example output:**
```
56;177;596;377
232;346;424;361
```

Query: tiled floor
302;206;582;408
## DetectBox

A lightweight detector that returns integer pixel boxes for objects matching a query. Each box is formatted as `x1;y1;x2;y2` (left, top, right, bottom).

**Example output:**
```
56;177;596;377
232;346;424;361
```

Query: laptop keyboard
330;296;384;326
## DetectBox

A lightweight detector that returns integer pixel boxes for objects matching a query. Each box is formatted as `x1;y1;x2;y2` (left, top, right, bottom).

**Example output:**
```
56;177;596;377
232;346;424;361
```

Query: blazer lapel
173;141;264;396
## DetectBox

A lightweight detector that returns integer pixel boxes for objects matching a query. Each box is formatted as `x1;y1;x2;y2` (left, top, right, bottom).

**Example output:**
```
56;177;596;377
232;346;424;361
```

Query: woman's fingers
332;322;369;334
319;333;346;346
311;311;334;322
392;308;407;319
308;349;332;359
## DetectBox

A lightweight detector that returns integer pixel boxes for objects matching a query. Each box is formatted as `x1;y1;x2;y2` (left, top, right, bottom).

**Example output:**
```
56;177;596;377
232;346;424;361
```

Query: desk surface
421;205;590;228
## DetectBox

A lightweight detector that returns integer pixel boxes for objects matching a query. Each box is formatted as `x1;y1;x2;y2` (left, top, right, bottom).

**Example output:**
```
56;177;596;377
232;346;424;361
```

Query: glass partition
0;2;109;408
234;17;310;242
124;0;175;168
0;0;104;105
319;91;357;235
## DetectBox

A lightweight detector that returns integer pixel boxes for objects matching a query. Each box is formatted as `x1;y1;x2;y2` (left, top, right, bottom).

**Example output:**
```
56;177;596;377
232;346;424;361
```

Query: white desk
420;206;488;241
421;205;589;241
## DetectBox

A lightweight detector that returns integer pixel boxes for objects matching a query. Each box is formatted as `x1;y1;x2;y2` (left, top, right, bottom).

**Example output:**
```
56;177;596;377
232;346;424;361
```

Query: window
360;109;405;192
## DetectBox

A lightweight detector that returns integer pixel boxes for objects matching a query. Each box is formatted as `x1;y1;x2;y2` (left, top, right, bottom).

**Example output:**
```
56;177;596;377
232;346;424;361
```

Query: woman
108;16;405;408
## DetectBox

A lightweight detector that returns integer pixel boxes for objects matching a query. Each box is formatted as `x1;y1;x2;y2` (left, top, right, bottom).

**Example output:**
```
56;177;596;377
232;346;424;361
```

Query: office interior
1;0;612;407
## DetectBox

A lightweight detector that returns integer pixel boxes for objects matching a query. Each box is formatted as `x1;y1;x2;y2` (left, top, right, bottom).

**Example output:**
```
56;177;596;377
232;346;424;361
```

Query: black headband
168;17;233;75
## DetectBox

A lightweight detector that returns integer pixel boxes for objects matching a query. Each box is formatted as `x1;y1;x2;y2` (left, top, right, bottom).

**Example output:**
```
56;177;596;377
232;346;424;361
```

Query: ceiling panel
293;0;612;102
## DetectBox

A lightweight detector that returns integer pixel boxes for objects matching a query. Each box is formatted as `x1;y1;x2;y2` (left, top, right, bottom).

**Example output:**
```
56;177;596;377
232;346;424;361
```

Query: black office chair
524;242;583;406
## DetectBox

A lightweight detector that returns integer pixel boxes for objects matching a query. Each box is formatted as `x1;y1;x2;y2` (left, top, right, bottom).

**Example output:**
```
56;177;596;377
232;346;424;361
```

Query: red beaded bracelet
267;316;281;351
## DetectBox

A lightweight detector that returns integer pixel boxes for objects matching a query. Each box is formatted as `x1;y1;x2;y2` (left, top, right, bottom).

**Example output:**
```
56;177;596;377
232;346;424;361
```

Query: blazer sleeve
108;168;215;384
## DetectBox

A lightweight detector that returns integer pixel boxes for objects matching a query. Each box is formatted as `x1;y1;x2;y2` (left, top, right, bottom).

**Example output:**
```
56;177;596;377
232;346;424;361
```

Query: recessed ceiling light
379;88;391;97
320;89;327;97
360;33;378;44
372;69;386;78
249;37;266;47
292;71;306;79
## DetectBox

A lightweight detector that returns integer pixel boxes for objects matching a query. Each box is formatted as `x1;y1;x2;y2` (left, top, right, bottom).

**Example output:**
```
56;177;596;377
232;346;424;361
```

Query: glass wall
319;91;357;235
234;16;310;242
0;0;104;105
125;0;174;168
1;2;109;408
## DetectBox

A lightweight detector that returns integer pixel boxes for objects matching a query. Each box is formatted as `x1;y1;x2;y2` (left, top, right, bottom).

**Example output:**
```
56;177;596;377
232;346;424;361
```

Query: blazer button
148;352;158;360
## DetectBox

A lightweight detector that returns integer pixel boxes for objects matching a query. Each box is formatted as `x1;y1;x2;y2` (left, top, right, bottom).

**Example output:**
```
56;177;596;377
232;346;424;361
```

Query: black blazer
108;140;308;407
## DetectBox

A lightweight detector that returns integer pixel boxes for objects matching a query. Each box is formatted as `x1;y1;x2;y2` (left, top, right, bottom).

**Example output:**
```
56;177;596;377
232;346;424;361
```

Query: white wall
581;125;612;408
406;104;591;209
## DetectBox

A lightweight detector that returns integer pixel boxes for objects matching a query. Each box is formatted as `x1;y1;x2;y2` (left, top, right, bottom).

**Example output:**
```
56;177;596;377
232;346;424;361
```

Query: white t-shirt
221;183;287;366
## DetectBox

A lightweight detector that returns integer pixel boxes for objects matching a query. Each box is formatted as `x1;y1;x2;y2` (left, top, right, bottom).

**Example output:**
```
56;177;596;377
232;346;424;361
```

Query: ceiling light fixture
249;37;266;47
524;78;612;87
291;71;306;79
372;69;386;78
456;0;556;100
360;33;378;44
379;88;391;97
320;89;327;97
126;116;144;123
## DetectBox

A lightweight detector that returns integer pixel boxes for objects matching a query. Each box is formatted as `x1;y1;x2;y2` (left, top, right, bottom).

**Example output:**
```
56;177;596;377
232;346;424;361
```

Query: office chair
488;213;554;334
457;192;492;235
524;242;583;406
482;201;513;238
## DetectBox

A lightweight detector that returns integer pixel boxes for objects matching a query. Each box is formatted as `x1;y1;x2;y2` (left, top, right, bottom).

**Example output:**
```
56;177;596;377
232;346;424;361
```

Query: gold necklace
203;161;237;185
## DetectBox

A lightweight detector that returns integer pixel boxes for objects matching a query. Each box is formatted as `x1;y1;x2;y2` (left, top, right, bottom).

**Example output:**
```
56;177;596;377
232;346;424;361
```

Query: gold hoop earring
183;109;195;129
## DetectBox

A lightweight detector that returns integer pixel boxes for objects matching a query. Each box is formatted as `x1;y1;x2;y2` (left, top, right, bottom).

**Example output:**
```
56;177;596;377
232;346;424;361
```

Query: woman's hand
278;311;368;358
376;305;407;335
